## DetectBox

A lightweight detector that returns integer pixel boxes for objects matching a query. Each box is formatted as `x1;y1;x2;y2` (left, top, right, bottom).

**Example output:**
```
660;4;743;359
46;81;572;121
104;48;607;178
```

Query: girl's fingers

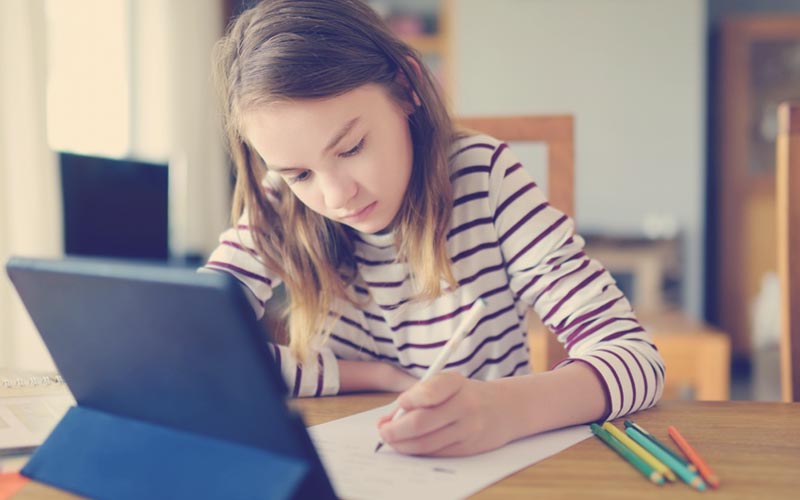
386;417;470;456
395;371;465;411
377;413;395;426
379;395;463;443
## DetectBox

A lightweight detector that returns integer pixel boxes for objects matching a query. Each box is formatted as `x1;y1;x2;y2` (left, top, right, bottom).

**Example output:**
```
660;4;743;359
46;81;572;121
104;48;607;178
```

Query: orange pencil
667;425;720;488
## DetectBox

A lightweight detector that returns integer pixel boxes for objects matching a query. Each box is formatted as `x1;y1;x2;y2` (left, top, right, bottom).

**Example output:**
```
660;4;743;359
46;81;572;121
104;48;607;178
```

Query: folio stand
22;406;321;500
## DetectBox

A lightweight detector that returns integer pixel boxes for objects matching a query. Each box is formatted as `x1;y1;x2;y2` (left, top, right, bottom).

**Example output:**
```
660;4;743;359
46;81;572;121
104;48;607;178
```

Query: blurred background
1;0;799;401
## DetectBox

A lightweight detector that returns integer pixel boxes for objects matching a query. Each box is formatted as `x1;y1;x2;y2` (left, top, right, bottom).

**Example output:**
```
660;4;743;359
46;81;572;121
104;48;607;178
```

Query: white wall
453;0;706;316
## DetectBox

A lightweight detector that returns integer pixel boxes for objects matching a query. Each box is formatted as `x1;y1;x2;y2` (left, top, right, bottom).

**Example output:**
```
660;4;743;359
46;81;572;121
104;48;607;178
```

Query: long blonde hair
213;0;456;361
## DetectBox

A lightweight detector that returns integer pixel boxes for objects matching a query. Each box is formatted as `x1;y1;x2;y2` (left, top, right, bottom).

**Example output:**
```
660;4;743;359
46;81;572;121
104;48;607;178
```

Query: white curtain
0;0;62;371
0;0;227;372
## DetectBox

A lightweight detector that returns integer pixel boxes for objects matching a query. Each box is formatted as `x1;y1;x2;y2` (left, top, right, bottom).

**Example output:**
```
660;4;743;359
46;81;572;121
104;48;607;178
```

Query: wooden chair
456;115;574;369
456;116;732;401
777;102;800;402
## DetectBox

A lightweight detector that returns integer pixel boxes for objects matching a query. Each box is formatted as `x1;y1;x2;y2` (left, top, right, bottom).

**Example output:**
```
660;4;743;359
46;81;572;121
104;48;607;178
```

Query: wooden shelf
383;0;453;100
401;34;446;55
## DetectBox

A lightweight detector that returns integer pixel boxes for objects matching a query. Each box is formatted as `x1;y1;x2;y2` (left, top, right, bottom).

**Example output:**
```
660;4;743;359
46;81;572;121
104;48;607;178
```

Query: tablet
5;256;335;498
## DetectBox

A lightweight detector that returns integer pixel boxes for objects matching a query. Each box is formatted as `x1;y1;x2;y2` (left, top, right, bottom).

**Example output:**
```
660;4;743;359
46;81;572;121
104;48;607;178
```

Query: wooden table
12;396;800;499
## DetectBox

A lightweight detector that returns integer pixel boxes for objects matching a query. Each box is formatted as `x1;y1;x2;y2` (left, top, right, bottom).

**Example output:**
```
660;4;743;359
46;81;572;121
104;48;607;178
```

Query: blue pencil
625;426;706;491
624;419;697;472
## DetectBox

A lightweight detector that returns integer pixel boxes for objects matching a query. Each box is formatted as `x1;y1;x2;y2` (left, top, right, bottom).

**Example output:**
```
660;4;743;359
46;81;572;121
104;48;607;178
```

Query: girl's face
243;83;414;234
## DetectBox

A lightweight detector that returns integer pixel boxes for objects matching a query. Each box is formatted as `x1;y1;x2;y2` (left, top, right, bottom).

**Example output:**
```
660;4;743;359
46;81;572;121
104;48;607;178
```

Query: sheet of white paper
0;392;74;454
308;404;592;500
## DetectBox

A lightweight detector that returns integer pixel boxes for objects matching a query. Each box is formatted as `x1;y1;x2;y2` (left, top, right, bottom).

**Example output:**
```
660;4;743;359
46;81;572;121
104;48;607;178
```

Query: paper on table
0;392;74;455
308;404;591;500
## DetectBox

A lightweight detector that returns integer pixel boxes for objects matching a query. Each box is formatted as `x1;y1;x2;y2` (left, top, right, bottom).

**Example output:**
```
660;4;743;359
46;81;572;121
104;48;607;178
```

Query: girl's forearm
492;362;609;440
338;359;417;393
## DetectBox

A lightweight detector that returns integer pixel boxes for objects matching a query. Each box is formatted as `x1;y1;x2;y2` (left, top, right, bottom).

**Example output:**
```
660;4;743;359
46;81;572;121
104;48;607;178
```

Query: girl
205;0;664;457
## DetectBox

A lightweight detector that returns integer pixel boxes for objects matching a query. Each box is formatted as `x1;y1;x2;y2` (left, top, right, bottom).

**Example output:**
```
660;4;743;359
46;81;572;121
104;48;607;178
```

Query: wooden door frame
716;16;800;358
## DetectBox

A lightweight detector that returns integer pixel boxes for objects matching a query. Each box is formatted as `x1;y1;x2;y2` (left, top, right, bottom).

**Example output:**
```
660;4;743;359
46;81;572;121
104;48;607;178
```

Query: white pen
374;297;488;453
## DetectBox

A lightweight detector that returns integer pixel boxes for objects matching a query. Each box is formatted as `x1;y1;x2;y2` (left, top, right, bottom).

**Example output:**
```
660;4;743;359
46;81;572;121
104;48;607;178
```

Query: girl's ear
395;56;423;110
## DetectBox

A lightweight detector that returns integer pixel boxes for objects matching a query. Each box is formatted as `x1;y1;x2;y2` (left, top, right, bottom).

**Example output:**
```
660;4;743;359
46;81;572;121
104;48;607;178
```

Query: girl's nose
321;173;358;210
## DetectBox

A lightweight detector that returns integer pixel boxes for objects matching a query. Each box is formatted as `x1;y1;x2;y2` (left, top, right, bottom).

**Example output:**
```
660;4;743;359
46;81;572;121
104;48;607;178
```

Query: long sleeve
266;342;340;398
202;219;340;397
487;142;664;420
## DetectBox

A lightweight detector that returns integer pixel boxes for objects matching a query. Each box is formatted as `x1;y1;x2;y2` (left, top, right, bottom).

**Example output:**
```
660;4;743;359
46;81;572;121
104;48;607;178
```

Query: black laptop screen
60;152;168;260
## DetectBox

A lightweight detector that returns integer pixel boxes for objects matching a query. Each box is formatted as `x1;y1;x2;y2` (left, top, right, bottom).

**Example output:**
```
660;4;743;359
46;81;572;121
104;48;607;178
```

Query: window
45;0;130;157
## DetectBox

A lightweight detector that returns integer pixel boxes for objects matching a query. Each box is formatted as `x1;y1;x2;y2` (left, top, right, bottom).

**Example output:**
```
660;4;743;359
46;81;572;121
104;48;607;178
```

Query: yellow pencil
602;423;677;482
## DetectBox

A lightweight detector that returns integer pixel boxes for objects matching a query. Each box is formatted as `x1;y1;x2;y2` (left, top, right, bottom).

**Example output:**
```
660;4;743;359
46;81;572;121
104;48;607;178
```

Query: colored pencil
625;426;706;491
590;423;665;485
602;423;677;482
624;419;698;472
668;425;720;488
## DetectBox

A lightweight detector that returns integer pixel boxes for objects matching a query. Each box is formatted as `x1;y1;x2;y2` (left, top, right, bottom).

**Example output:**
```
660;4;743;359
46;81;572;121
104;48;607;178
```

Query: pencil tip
693;477;707;491
374;442;383;453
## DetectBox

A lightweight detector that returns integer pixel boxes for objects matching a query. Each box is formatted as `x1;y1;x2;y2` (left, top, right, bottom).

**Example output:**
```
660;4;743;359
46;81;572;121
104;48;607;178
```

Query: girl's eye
288;170;311;184
339;137;365;158
286;137;365;184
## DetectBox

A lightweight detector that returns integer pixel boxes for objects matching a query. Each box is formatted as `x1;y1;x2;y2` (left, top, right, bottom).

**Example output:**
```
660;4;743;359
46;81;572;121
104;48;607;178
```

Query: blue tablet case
5;256;337;500
24;406;309;500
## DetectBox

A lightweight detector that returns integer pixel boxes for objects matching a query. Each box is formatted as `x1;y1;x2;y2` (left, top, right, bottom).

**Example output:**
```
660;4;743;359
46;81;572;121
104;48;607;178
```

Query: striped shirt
203;134;665;421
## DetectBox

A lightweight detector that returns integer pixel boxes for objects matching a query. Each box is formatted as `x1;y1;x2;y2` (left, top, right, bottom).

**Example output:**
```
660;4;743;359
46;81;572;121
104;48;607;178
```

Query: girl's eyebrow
267;116;361;172
323;116;360;154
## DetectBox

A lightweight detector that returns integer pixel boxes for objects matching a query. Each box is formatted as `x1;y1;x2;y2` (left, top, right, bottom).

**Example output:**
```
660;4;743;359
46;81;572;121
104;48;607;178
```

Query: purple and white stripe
200;134;664;419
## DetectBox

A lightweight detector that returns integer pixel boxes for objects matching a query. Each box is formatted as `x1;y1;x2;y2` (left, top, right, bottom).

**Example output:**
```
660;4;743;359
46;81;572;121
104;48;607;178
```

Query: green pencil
590;423;665;485
625;426;707;491
624;419;698;472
